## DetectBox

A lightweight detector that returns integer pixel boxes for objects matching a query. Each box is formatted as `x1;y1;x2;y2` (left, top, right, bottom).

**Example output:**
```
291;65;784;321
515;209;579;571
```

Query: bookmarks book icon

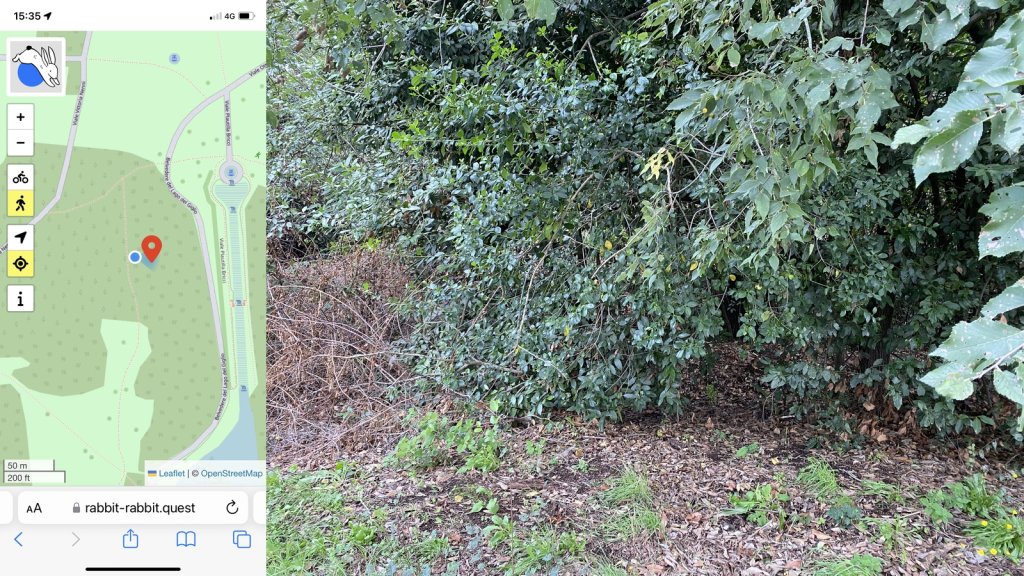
175;530;197;547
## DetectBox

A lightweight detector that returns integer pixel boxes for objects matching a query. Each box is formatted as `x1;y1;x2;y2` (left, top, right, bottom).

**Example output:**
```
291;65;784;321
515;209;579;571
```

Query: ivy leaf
981;279;1024;318
994;368;1024;432
911;111;983;186
495;0;515;21
978;184;1024;258
920;362;975;400
525;0;557;24
932;318;1024;369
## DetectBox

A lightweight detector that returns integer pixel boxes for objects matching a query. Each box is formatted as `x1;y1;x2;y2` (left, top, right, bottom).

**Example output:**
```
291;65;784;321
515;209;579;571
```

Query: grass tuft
812;554;882;576
602;467;653;506
798;457;841;500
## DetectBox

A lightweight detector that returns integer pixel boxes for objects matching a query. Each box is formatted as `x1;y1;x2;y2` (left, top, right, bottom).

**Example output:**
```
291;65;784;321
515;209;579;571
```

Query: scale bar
84;565;181;569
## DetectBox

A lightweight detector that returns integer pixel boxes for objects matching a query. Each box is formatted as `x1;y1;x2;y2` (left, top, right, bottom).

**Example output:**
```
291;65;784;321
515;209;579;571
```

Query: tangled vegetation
268;0;1024;439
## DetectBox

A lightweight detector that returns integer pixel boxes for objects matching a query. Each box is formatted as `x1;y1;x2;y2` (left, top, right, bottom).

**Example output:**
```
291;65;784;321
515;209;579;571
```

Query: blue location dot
129;251;142;264
169;53;181;64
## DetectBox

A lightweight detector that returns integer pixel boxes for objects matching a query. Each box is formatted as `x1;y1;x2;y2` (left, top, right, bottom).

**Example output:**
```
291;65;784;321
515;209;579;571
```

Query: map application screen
1;2;266;571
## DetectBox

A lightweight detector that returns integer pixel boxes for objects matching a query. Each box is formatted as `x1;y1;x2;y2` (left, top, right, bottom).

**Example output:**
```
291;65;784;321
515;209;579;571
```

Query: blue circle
169;53;180;64
17;63;44;87
227;168;236;177
129;251;142;264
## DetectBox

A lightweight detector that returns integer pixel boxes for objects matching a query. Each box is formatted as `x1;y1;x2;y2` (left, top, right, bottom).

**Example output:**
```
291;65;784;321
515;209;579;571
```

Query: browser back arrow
14;531;23;547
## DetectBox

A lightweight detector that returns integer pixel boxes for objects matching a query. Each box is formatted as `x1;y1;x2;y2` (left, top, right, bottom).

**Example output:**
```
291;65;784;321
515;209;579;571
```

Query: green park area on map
0;31;266;486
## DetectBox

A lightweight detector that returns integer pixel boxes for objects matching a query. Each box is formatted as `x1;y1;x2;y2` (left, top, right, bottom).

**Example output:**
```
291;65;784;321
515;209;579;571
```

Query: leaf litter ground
268;255;1024;575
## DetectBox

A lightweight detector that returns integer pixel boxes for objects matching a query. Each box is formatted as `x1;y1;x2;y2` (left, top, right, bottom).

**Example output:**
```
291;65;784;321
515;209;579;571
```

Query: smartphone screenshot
2;2;266;572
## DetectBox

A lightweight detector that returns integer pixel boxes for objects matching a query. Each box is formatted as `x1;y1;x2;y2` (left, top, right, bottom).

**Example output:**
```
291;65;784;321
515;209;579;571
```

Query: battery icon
239;11;254;19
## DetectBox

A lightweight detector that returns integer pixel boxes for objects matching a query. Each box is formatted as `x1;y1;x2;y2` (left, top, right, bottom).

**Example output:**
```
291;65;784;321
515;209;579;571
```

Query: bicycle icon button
12;171;29;185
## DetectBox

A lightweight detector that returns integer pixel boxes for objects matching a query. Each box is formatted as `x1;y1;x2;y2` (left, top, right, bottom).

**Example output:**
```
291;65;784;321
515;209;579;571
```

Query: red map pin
142;235;163;263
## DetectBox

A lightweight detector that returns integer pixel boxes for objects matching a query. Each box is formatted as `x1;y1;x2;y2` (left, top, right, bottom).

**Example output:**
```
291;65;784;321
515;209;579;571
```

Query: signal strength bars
210;12;223;20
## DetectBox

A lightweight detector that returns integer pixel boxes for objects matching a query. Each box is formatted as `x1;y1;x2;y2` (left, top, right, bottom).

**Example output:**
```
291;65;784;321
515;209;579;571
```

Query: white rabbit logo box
7;37;65;97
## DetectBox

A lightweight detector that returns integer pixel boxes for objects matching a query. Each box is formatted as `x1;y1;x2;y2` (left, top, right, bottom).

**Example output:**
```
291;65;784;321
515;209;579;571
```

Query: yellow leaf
453;495;464;503
604;240;612;250
563;326;570;337
728;274;736;281
689;262;699;271
770;457;780;465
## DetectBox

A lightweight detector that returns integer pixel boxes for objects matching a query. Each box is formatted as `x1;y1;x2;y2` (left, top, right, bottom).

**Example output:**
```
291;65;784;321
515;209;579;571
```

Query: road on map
164;63;266;460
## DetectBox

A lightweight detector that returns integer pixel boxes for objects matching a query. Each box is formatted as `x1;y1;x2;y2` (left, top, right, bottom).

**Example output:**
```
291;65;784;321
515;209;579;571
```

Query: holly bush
268;0;1024;435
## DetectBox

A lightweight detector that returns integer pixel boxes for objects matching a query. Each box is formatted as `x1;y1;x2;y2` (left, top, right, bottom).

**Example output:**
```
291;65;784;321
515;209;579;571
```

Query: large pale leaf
994;368;1024;431
883;0;915;17
891;123;931;148
981;279;1024;318
495;0;515;21
978;184;1024;258
932;317;1024;367
920;362;975;400
927;90;990;130
991;106;1024;153
921;9;969;50
912;111;983;185
962;45;1016;86
525;0;557;24
995;368;1024;405
804;81;832;110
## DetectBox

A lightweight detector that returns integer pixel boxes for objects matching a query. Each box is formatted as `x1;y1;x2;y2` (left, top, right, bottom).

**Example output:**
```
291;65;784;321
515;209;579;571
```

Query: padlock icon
73;502;81;513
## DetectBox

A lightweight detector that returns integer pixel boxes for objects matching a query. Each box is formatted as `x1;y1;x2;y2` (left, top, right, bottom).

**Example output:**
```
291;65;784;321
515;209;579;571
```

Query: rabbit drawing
12;45;60;87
